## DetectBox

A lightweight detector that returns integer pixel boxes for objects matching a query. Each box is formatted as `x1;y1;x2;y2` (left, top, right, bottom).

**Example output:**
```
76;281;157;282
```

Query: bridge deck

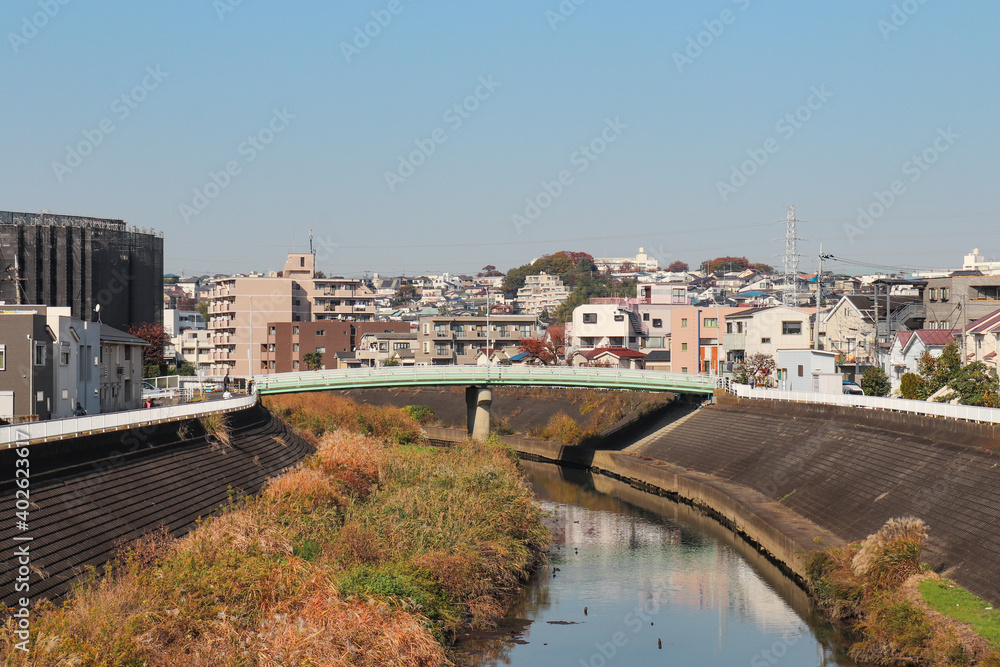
253;366;720;395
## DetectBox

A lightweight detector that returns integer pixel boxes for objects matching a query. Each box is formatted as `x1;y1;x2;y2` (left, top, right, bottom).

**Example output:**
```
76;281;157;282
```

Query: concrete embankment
629;396;1000;606
0;403;312;606
429;394;1000;607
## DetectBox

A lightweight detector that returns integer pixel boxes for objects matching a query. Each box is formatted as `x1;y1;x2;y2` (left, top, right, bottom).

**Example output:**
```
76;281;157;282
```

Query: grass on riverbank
920;578;1000;649
1;396;548;665
807;517;1000;666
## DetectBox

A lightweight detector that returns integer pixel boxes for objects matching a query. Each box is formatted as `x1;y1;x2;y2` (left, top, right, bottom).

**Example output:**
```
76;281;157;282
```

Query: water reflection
454;461;856;666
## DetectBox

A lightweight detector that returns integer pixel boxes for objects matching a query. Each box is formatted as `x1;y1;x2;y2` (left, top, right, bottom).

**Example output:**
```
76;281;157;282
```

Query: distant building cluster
5;205;999;425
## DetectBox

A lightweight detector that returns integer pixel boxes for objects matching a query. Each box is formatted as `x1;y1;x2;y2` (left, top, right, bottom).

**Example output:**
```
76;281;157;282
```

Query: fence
726;383;1000;425
1;392;257;448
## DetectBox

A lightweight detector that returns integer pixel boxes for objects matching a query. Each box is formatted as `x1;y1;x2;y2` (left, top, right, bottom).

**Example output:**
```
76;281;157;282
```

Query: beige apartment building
415;315;540;365
208;253;376;377
516;272;570;316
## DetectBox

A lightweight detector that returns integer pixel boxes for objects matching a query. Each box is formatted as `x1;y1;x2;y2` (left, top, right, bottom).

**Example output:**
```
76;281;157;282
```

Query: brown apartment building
264;321;410;372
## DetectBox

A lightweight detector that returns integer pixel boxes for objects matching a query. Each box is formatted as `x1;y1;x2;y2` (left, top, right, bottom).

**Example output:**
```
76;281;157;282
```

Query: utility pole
814;245;831;350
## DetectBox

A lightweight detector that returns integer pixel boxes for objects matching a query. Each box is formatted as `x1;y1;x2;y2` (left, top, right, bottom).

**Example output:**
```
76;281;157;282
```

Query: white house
45;308;101;418
884;329;958;394
776;349;839;392
569;304;643;353
966;308;1000;374
723;306;814;365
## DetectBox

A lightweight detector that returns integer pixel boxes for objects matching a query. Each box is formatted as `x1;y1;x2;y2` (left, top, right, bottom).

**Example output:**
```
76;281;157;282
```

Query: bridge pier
465;386;492;440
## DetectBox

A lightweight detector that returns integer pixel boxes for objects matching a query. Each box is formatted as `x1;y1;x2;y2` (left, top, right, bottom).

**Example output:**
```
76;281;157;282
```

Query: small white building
98;325;148;413
775;349;838;392
593;247;659;273
163;308;206;336
723;306;814;365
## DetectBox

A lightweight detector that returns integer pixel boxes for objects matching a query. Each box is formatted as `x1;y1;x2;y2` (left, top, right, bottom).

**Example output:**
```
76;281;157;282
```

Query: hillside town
4;211;999;423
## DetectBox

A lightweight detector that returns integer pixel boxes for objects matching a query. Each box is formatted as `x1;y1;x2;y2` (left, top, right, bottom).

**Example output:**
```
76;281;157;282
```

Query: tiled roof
579;347;647;359
914;330;958;346
967;308;1000;334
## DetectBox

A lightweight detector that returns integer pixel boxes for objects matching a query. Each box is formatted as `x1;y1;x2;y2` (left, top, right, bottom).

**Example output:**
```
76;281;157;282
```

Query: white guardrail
1;393;257;448
252;366;722;393
728;383;1000;425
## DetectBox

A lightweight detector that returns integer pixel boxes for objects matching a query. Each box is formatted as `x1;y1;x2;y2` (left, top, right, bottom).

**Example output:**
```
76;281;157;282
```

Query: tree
195;300;210;322
381;358;400;367
946;362;1000;407
701;256;750;274
899;372;924;399
502;250;597;291
733;353;776;387
126;323;168;372
303;352;323;371
518;327;565;365
314;270;326;278
619;261;638;273
750;263;775;274
860;366;891;397
391;284;417;307
916;342;962;398
667;260;689;273
477;265;502;277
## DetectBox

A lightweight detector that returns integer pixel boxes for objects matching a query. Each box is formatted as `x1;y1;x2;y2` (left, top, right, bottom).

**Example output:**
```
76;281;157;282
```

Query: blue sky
3;1;997;278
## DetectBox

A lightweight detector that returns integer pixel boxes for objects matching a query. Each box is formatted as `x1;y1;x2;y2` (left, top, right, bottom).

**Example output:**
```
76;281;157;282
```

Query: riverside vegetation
807;517;1000;666
1;393;548;665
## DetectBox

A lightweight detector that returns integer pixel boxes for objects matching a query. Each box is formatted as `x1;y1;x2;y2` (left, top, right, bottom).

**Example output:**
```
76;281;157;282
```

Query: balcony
723;333;746;350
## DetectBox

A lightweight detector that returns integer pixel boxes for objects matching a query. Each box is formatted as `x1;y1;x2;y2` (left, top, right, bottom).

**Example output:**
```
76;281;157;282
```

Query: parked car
842;382;865;396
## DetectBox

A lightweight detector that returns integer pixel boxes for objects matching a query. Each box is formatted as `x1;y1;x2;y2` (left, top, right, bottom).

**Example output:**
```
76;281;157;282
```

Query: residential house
571;347;647;369
669;306;743;374
356;332;418;367
924;272;1000;329
885;329;958;394
723;306;815;370
98;325;148;413
965;308;1000;374
643;350;671;371
569;304;644;353
265;321;410;372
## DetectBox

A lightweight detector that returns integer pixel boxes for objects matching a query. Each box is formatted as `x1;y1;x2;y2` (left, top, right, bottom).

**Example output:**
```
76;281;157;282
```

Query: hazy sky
3;1;997;278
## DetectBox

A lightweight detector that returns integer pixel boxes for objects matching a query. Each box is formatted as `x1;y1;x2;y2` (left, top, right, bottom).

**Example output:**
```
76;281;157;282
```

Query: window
315;346;326;354
681;367;688;373
782;321;802;335
609;337;624;346
704;318;718;328
928;288;937;301
652;319;662;328
292;343;299;352
761;337;771;344
293;360;300;369
268;326;276;335
293;326;299;335
124;345;131;361
940;287;949;301
34;342;46;366
300;257;305;267
726;323;733;333
435;344;449;356
614;314;624;322
393;342;410;350
583;313;597;324
798;365;804;377
0;345;5;370
60;344;70;366
681;343;688;351
643;313;650;321
316;329;325;336
941;321;950;329
681;318;688;327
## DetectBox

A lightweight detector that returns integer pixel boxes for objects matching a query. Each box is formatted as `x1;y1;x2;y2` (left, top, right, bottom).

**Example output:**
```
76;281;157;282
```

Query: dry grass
852;516;928;590
1;394;546;665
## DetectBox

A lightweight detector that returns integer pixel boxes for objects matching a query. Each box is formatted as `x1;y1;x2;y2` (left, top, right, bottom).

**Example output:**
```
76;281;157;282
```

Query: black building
0;211;163;330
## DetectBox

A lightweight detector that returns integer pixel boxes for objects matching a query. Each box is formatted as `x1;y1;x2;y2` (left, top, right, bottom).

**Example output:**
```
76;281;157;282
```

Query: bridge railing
253;366;721;394
1;393;257;448
729;384;1000;425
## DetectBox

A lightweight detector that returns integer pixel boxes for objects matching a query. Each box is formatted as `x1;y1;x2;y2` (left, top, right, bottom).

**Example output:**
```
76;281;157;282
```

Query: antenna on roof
309;229;314;256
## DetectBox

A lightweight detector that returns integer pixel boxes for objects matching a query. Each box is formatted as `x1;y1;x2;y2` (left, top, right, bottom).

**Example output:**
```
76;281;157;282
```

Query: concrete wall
632;397;1000;605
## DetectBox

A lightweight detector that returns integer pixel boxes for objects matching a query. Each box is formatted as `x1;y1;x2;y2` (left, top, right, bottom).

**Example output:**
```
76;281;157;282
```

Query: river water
455;461;857;666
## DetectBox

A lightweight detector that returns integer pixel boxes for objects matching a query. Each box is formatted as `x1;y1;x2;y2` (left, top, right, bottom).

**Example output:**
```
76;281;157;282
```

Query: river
455;460;857;666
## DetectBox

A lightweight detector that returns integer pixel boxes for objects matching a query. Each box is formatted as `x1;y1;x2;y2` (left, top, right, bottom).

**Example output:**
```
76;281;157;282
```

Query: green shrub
402;405;434;423
899;372;925;399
